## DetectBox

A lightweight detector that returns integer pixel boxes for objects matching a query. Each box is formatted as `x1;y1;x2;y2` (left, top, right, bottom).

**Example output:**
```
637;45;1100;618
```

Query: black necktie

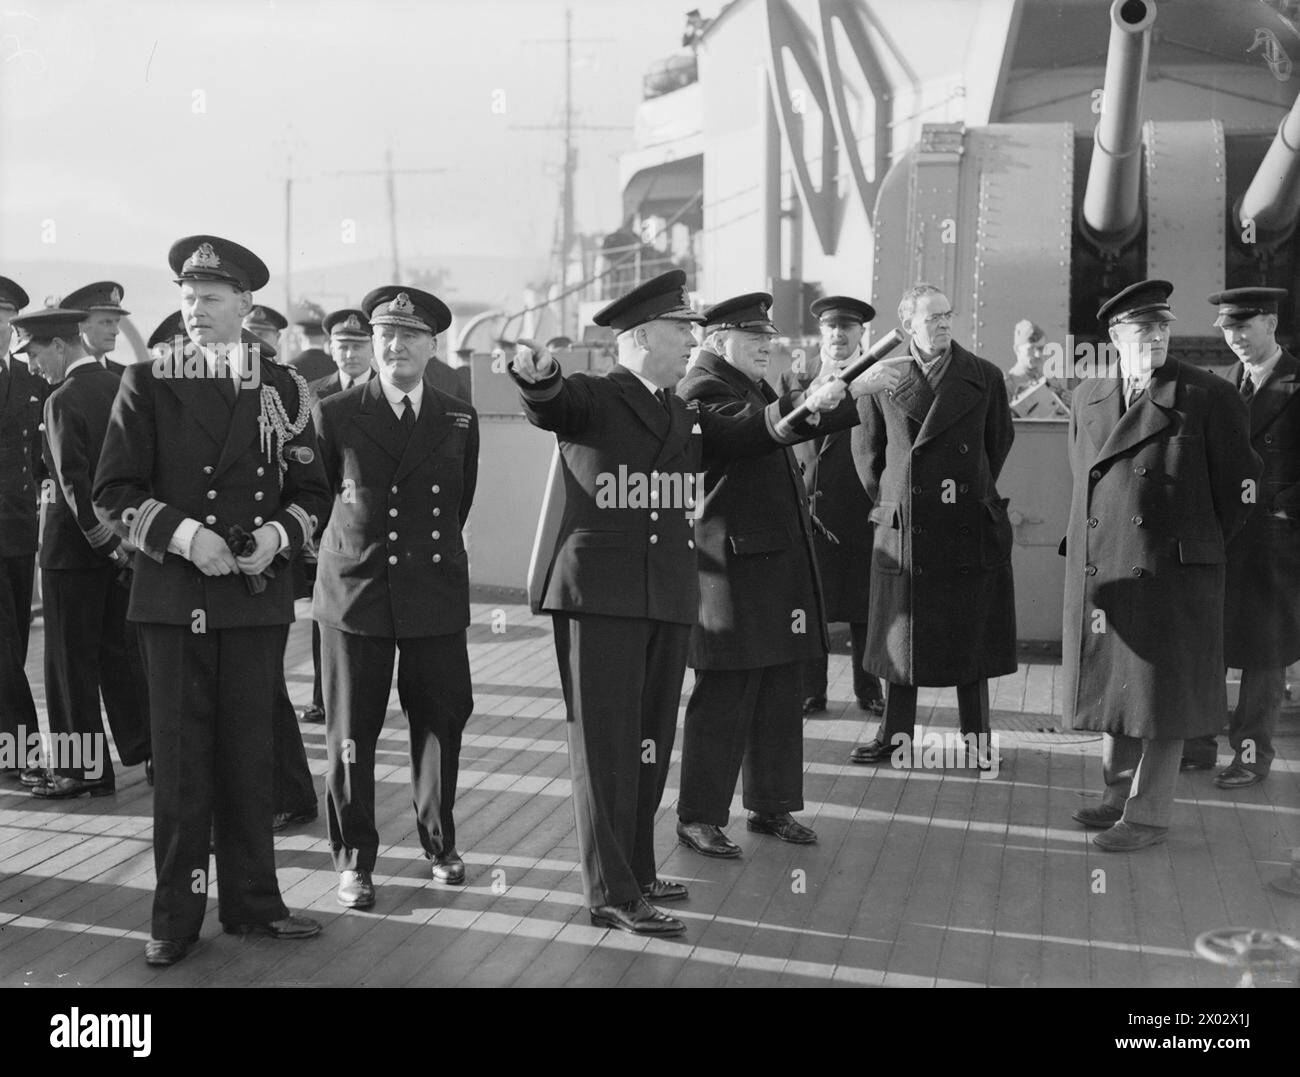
656;388;671;413
1241;373;1256;403
400;394;416;434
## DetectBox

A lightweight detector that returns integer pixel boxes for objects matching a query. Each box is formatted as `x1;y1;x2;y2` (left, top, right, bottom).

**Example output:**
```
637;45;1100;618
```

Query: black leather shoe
300;704;326;724
223;914;322;939
144;758;154;786
431;850;465;884
19;766;46;786
747;811;817;844
1179;756;1214;772
641;879;689;902
337;869;376;908
857;697;886;715
31;774;115;799
849;738;894;765
801;696;827;715
1093;820;1168;852
145;934;199;967
1072;803;1124;829
676;820;741;858
271;806;318;832
590;899;685;936
1213;762;1266;789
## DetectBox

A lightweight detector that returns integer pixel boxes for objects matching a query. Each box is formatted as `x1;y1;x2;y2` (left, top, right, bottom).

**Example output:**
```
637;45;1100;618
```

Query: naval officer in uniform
12;308;151;798
791;295;887;719
510;269;848;935
61;281;129;375
313;286;478;909
1183;287;1300;789
93;234;331;965
300;308;377;728
0;275;45;783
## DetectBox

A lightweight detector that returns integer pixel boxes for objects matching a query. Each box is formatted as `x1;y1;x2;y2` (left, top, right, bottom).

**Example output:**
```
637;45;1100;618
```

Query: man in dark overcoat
786;296;887;718
93;234;331;965
1062;280;1260;851
12;309;150;799
849;283;1017;767
510;269;848;935
1182;287;1298;789
675;293;899;857
0;275;45;783
313;286;479;910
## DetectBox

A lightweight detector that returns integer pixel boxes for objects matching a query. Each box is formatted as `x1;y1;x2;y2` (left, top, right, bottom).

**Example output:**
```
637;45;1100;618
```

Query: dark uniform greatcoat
851;342;1017;686
678;349;829;669
1061;359;1260;740
514;361;811;906
0;355;45;753
40;361;150;779
1223;350;1300;668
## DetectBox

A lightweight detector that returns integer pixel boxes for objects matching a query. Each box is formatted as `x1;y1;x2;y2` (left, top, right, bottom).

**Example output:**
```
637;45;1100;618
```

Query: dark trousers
1185;665;1283;775
878;680;991;745
321;625;473;873
139;623;288;940
552;612;689;908
803;622;884;704
311;621;324;710
0;552;38;745
273;623;317;816
678;661;805;827
42;567;150;780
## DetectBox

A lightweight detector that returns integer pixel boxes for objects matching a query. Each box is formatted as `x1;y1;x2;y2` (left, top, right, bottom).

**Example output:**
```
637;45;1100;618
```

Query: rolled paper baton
773;327;908;439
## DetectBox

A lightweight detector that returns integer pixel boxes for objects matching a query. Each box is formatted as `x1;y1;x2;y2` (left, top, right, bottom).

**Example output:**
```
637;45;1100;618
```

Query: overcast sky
1;0;693;279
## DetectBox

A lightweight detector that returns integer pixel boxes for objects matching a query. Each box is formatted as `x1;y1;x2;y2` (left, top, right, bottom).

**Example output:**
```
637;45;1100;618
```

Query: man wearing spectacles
848;283;1017;768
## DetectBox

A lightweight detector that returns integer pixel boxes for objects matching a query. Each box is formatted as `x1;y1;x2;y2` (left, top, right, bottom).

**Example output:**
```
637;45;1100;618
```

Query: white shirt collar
65;356;99;376
380;375;424;416
1243;344;1284;387
623;365;661;398
340;369;373;391
201;342;250;382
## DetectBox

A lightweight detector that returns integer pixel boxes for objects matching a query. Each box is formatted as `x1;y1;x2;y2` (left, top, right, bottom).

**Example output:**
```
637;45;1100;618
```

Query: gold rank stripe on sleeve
287;503;316;548
127;497;167;557
85;519;116;549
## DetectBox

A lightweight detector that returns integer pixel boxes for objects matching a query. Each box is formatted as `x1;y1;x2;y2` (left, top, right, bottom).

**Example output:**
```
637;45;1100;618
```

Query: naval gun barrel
1238;90;1300;248
1081;0;1157;251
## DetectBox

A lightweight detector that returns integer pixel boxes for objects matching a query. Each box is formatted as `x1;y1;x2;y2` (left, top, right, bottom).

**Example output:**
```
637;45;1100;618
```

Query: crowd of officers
0;232;1292;961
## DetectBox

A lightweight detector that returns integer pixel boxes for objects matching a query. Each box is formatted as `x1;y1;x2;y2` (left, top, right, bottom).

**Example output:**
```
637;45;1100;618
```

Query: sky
0;0;696;286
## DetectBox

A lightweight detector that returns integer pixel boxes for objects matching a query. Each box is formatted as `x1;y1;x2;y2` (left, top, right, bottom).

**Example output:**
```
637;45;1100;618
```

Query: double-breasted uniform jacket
851;342;1018;686
312;377;478;638
677;350;829;669
1223;350;1300;669
1061;358;1260;740
40;362;126;568
0;356;47;560
511;362;813;624
780;349;875;621
92;352;330;627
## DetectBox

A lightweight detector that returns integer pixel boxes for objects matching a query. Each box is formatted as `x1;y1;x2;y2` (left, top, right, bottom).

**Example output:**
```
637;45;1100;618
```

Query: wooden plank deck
1;601;1298;987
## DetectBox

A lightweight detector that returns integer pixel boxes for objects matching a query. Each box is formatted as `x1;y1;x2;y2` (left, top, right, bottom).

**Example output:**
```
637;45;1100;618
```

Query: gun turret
1081;0;1157;252
1238;90;1300;249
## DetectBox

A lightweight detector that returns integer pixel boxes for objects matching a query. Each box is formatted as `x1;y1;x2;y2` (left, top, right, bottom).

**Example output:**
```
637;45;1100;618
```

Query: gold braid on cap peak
258;368;312;488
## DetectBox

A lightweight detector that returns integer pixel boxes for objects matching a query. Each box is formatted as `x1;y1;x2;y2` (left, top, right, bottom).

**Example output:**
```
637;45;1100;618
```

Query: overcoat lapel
351;375;407;463
913;346;984;448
